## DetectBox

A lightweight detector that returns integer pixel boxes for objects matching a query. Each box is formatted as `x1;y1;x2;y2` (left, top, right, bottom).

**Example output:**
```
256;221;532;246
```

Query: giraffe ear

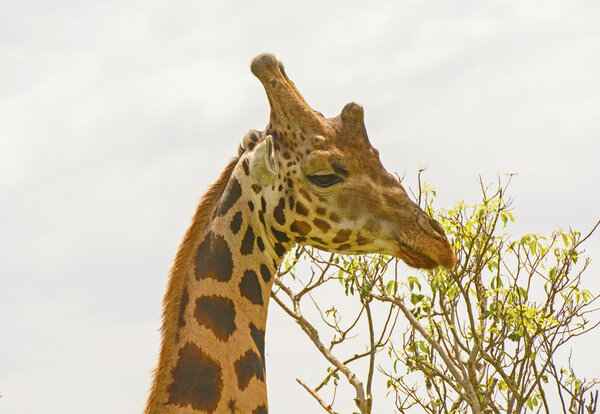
249;135;278;185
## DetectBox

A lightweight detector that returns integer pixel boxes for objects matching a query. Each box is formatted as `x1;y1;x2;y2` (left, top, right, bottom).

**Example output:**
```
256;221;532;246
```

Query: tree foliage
272;177;599;414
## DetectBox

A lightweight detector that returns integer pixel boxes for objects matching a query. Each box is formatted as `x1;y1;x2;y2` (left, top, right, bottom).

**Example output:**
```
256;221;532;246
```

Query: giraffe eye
307;174;343;188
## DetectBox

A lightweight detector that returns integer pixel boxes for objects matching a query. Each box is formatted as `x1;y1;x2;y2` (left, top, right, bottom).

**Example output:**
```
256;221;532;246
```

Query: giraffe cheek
290;220;312;237
312;217;331;233
273;197;286;225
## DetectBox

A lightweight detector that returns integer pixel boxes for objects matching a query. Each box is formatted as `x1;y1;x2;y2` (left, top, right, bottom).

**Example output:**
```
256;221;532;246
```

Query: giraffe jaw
396;242;440;270
394;237;457;270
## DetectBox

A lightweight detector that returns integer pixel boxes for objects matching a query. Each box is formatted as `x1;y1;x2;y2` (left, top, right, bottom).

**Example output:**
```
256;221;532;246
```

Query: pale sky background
1;1;599;413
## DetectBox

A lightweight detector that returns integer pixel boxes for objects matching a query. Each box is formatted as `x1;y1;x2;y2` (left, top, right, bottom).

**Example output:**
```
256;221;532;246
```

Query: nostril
429;218;446;237
417;214;445;239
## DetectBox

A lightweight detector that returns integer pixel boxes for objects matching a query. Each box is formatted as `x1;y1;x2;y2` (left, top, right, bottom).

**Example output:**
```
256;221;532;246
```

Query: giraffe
145;53;456;414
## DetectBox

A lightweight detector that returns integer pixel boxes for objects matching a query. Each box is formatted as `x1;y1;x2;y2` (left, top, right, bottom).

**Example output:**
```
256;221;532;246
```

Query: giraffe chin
396;244;444;270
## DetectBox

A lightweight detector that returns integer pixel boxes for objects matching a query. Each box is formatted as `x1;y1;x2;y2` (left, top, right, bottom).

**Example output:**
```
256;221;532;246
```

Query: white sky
1;1;599;413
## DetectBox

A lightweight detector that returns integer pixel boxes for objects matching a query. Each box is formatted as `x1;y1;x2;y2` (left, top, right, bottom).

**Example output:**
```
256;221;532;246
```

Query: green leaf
386;280;398;295
410;293;424;305
408;276;421;292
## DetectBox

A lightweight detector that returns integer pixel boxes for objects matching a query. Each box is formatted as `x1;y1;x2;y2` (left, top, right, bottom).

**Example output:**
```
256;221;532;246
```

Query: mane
146;152;241;412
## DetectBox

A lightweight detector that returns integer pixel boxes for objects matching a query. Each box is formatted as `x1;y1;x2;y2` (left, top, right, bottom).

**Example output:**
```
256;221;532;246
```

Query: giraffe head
242;54;456;270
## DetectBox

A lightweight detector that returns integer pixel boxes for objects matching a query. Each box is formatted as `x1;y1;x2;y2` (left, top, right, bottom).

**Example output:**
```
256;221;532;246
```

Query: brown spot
298;187;312;202
274;243;286;257
252;405;268;414
311;236;326;245
250;323;266;363
287;178;294;188
261;197;266;212
316;207;327;216
356;233;374;246
258;210;265;225
271;227;290;243
230;212;243;234
240;225;255;255
295;236;307;243
273;197;286;225
195;232;234;282
313;218;330;233
288;195;295;210
282;151;291;159
333;229;351;243
178;288;189;328
365;219;381;233
242;159;250;176
167;343;222;412
248;200;255;211
215;178;242;217
256;236;265;252
295;201;309;216
234;350;264;391
251;184;261;194
259;264;271;282
290;220;311;236
239;270;263;305
338;243;352;250
330;212;341;223
228;399;237;413
194;295;236;341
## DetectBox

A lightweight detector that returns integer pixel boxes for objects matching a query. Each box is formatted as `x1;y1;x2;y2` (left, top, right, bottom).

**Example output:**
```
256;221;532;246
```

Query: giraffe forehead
268;128;381;178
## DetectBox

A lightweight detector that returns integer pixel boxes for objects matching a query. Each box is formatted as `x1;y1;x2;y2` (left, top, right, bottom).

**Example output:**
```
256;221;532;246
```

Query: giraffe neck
146;157;290;414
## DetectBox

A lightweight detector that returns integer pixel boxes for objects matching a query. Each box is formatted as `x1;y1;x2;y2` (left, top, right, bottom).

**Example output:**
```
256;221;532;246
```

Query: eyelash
307;174;343;188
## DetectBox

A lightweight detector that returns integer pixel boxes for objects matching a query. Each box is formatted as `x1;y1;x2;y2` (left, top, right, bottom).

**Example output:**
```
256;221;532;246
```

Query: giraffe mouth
396;242;439;270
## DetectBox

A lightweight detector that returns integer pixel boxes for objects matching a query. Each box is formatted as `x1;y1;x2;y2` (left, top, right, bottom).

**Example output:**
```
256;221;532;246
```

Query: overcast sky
1;1;599;413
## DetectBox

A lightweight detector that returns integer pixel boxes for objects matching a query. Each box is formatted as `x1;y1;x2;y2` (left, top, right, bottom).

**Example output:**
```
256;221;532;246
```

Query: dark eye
307;174;343;188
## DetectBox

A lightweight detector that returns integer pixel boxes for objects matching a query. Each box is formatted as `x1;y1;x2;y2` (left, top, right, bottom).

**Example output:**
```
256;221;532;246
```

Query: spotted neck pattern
145;149;290;414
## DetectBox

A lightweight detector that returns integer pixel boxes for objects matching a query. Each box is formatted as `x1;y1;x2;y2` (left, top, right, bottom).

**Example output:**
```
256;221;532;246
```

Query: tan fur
145;155;240;414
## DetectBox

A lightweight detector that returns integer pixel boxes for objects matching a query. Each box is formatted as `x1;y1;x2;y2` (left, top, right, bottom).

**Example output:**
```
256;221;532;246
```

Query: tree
272;176;599;414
